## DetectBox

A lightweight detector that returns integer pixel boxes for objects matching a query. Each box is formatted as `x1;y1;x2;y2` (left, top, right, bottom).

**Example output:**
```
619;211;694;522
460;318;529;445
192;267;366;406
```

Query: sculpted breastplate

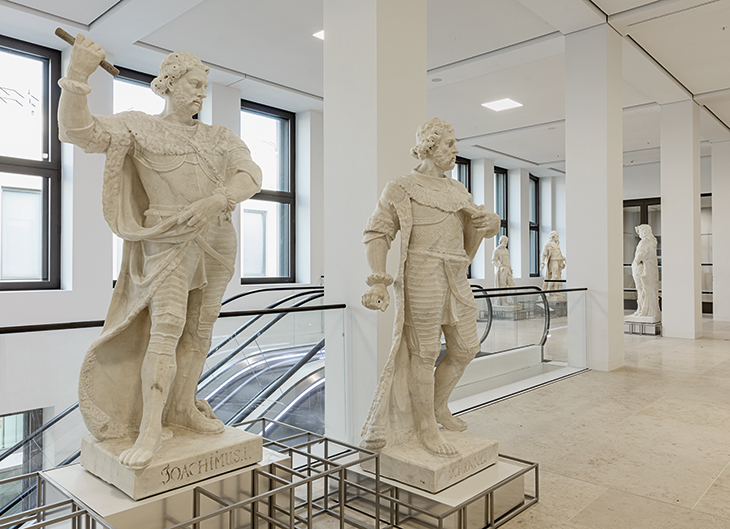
409;201;465;256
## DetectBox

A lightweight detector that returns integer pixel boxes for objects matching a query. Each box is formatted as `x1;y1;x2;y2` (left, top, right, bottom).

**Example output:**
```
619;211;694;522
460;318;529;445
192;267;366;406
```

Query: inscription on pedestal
361;431;498;493
81;426;263;500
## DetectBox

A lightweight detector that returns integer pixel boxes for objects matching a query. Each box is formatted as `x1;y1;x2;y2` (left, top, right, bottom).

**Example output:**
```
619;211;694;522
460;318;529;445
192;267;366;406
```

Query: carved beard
433;149;456;172
171;88;202;117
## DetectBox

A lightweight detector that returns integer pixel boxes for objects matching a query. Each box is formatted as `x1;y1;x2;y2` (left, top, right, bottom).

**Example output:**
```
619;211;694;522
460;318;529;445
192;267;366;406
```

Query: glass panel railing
450;287;588;414
1;291;340;517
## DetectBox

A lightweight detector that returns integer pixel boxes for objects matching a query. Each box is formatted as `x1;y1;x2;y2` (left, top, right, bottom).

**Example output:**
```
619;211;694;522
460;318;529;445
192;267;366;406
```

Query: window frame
0;34;61;290
453;155;471;190
529;174;540;277
240;99;296;284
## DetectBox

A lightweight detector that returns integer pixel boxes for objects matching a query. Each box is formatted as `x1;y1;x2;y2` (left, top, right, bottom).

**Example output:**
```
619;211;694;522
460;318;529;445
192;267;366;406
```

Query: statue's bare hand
540;262;545;270
67;34;106;82
362;283;390;312
178;195;227;228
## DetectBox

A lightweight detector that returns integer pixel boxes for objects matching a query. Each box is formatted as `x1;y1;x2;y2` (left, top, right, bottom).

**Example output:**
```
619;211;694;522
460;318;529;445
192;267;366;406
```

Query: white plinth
361;431;498;493
43;447;286;529
80;426;263;500
624;315;661;323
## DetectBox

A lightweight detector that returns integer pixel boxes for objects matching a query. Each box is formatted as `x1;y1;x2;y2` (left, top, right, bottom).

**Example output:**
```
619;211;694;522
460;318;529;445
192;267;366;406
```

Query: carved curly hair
410;117;454;160
151;52;209;97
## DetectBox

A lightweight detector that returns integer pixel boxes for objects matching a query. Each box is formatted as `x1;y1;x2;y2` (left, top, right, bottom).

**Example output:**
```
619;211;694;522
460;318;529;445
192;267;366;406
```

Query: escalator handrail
222;286;322;306
210;289;326;356
0;403;78;465
225;339;325;426
198;292;325;387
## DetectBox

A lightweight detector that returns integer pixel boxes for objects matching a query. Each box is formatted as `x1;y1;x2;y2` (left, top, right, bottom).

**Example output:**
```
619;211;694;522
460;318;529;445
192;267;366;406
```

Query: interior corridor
463;318;730;528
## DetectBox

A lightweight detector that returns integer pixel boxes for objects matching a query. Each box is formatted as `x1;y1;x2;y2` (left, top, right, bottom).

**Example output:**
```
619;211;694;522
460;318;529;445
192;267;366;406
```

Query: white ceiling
1;0;729;177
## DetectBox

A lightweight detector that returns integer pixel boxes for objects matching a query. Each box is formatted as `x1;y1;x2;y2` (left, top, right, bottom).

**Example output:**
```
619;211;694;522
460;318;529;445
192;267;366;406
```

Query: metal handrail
0;403;78;465
222;285;322;306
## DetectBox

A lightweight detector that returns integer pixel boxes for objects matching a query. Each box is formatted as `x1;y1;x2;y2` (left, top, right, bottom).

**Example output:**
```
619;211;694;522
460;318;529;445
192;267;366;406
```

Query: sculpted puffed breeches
403;252;481;366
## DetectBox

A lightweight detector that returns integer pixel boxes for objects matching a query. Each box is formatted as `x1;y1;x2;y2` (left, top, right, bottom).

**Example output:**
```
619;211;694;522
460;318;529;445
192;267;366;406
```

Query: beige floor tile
702;358;730;379
637;396;730;430
543;413;730;507
694;463;730;521
570;488;730;529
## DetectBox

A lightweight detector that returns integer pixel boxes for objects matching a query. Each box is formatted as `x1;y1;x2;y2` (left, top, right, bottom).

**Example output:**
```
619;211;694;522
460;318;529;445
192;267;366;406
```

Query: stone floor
463;317;730;529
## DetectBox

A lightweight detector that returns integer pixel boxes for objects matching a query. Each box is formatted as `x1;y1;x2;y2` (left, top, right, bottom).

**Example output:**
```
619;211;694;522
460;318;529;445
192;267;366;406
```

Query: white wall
624;156;712;199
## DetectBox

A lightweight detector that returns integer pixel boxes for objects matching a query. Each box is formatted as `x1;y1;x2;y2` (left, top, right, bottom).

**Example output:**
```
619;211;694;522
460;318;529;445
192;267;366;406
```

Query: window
529;175;539;276
494;167;508;243
452;156;470;190
0;35;61;290
240;100;295;283
111;68;163;281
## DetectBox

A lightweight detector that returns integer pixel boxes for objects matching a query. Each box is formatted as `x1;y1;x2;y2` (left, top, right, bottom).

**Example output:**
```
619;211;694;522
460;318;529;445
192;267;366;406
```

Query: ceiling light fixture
482;98;522;111
313;30;324;40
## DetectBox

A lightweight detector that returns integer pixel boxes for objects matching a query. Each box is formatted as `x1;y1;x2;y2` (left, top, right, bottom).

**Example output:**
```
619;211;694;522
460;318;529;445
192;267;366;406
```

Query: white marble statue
360;118;500;457
631;224;661;321
540;230;565;291
58;35;262;470
491;235;515;289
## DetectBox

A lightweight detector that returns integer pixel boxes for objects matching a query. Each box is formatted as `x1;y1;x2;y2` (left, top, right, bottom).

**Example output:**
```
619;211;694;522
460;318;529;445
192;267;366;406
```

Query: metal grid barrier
0;471;114;529
3;419;538;529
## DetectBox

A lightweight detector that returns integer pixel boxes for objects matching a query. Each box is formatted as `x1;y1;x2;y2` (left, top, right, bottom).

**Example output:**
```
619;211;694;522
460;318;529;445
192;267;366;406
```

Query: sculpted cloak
62;111;261;440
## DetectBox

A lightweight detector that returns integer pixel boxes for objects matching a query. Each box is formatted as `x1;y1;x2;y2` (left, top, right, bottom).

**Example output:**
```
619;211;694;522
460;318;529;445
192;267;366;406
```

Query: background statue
631;224;661;321
540;230;566;291
360;118;500;457
492;235;515;289
58;35;262;470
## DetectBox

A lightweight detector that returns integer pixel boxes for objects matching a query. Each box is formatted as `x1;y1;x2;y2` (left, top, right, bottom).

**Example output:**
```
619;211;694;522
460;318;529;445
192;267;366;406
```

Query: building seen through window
0;35;60;289
240;100;295;283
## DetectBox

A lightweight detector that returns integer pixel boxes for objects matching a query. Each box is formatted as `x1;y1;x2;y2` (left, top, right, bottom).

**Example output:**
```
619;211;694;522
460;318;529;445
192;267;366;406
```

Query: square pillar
565;24;624;371
660;100;702;338
508;168;530;280
471;158;495;284
323;0;427;443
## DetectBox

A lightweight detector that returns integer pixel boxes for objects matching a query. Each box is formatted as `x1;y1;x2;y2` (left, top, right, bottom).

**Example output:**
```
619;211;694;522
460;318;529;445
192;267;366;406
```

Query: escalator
0;286;334;518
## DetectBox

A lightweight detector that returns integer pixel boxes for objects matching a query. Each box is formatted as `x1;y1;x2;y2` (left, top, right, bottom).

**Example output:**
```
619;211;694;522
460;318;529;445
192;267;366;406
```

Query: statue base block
624;315;661;323
80;426;263;500
361;431;498;493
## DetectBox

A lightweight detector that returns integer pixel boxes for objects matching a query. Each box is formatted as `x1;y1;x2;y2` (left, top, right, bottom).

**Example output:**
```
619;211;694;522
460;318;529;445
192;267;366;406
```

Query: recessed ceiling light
482;98;522;111
313;30;324;40
431;78;442;83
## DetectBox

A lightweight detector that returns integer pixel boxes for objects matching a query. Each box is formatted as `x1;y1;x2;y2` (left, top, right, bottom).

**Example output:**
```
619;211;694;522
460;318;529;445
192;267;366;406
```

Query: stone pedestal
80;426;263;500
361;431;498;493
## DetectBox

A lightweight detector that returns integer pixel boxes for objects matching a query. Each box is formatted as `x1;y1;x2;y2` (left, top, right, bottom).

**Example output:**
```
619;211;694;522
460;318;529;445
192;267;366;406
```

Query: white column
323;0;427;443
565;24;624;371
296;111;325;285
508;168;529;280
712;141;730;321
661;100;702;338
200;83;243;296
471;158;495;284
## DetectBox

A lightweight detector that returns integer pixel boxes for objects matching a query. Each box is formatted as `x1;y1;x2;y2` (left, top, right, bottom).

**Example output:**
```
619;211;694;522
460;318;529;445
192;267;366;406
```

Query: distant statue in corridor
630;224;661;321
540;230;566;291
